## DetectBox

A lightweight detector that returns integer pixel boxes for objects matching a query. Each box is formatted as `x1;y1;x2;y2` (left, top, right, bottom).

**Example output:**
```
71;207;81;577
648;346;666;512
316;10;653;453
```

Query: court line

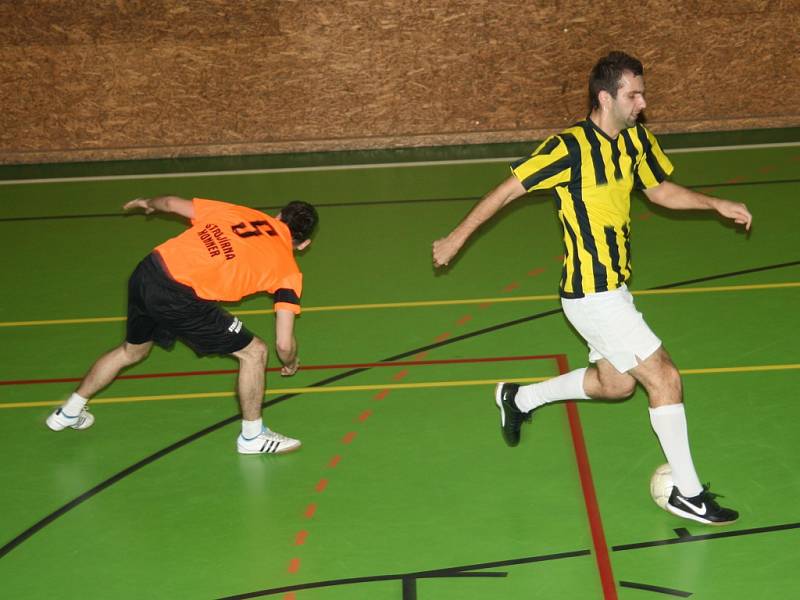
0;355;562;387
215;548;590;599
612;521;800;552
618;581;692;598
1;377;552;409
1;281;797;329
557;355;617;599
1;178;797;224
1;141;797;185
3;363;797;410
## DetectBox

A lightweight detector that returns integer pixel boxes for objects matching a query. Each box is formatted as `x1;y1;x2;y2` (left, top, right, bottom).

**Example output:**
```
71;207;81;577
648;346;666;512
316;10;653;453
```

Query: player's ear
598;89;612;110
295;239;311;251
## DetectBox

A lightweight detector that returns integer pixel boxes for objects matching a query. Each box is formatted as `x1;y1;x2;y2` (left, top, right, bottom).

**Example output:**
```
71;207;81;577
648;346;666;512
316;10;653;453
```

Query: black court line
1;177;797;222
612;521;800;552
1;258;798;560
619;581;692;597
215;549;588;599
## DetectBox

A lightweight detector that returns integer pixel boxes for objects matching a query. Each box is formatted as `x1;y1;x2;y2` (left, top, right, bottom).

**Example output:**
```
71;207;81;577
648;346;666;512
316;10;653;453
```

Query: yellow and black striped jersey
511;120;673;298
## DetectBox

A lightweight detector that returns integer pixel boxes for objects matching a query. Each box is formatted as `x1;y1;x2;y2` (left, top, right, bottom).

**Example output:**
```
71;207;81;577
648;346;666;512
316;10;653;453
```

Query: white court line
0;142;798;186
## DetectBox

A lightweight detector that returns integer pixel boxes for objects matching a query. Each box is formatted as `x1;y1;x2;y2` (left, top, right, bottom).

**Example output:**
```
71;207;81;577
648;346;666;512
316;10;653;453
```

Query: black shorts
126;253;254;356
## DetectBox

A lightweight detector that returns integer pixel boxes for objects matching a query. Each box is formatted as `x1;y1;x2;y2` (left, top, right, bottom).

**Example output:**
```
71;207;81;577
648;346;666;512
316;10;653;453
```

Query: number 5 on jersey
231;220;278;238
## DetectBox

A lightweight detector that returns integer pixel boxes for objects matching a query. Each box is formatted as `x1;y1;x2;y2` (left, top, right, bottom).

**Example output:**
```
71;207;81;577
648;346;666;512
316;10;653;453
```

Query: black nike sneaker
666;485;739;525
494;382;531;447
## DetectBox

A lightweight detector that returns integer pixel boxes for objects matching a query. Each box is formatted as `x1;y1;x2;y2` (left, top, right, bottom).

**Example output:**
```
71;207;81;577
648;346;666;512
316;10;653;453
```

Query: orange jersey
155;198;303;313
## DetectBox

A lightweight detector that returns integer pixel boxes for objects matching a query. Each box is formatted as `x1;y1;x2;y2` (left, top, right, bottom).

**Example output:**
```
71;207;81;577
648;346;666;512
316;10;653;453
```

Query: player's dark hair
280;200;318;244
588;51;644;112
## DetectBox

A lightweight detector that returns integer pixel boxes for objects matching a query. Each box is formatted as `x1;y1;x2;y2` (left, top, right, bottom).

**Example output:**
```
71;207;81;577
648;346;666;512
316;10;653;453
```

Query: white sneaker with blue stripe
237;427;301;454
46;407;95;431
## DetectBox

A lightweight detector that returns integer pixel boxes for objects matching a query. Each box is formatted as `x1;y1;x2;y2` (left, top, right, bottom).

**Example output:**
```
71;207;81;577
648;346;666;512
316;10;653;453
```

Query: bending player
47;195;317;455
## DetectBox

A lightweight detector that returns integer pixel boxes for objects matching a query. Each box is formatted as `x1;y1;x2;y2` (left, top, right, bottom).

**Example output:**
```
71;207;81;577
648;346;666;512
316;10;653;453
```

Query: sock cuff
572;367;590;400
649;403;685;417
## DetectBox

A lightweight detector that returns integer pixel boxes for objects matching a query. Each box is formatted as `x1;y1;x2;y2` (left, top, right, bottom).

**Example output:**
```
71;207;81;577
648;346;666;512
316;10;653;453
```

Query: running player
46;195;318;455
432;51;752;525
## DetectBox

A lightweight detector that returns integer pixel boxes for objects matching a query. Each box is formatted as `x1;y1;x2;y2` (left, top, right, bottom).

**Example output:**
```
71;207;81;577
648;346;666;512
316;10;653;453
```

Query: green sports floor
1;130;798;599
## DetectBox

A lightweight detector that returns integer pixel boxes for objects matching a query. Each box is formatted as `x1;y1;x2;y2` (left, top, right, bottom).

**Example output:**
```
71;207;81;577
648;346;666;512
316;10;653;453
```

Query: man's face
610;71;647;128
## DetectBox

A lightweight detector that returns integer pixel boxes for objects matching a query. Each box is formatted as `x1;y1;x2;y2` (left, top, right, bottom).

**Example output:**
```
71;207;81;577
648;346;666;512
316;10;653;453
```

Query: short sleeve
634;126;674;189
510;135;574;191
273;272;303;314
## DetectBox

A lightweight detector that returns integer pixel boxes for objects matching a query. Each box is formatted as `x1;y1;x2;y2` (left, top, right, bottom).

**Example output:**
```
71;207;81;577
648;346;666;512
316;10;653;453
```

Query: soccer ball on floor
649;463;674;510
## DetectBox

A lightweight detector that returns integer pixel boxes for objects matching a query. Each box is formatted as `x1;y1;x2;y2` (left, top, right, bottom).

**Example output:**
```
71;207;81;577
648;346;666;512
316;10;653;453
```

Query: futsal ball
649;463;674;510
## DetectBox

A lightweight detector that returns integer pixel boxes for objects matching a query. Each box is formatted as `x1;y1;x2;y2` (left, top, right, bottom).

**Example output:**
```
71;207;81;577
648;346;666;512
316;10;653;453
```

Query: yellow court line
2;363;799;410
0;377;551;409
1;281;798;328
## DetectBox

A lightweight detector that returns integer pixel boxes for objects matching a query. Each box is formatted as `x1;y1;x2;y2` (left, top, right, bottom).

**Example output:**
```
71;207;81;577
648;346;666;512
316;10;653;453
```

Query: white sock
649;404;703;497
242;418;263;439
63;392;88;416
514;368;590;412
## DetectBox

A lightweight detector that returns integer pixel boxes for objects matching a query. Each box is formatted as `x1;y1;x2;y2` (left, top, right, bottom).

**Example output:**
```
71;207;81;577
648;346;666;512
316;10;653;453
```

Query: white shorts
561;284;661;373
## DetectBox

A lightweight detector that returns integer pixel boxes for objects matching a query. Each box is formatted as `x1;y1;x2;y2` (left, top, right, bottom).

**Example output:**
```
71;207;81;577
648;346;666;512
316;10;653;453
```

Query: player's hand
123;198;154;214
281;357;299;377
432;235;463;268
714;199;752;231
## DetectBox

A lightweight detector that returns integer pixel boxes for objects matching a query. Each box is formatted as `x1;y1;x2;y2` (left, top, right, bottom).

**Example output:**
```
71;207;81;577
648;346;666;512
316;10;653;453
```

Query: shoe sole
495;383;507;426
666;503;738;526
495;382;523;447
46;412;94;431
237;441;302;455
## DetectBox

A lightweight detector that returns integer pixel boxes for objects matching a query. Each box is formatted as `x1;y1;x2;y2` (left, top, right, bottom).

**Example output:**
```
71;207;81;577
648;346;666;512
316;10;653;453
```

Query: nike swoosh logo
676;496;707;516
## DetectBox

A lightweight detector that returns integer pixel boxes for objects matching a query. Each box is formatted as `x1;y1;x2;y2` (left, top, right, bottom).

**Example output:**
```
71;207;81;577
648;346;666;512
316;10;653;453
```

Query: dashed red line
294;530;308;546
434;332;451;342
478;301;493;309
392;369;409;381
502;282;520;292
287;558;301;574
527;267;545;277
280;288;565;597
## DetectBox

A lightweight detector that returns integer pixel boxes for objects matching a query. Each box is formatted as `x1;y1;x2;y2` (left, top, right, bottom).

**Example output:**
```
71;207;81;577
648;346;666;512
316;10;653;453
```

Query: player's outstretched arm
432;175;527;268
644;181;752;231
122;196;195;219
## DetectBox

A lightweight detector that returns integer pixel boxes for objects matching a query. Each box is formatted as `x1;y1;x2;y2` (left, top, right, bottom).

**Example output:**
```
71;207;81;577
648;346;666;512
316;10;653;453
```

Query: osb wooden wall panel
1;0;798;164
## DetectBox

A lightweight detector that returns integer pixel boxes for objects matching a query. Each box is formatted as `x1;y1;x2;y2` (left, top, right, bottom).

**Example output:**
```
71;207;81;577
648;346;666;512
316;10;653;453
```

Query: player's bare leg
46;341;152;431
77;341;153;398
496;358;634;446
631;347;737;525
233;337;300;454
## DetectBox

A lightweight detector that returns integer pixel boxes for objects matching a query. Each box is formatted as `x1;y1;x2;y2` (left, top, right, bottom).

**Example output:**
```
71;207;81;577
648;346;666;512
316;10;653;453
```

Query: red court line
556;354;617;600
0;355;563;386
